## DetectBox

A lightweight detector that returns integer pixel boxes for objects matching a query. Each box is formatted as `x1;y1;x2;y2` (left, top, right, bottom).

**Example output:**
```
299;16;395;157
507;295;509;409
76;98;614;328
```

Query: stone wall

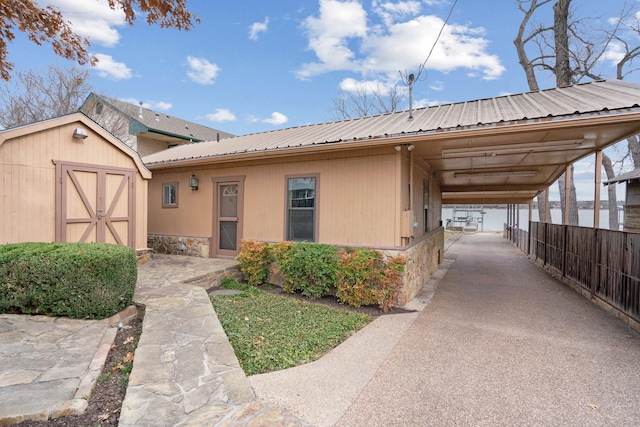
380;227;445;306
147;234;210;258
623;205;640;232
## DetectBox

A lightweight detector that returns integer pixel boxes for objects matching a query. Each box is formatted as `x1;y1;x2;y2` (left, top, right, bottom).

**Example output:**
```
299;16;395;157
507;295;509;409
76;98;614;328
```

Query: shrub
336;249;405;312
0;242;137;319
236;240;272;286
272;242;338;299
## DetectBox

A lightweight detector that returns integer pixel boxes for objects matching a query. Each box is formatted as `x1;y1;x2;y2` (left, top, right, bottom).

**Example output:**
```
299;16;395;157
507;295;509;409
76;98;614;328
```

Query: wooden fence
505;222;640;324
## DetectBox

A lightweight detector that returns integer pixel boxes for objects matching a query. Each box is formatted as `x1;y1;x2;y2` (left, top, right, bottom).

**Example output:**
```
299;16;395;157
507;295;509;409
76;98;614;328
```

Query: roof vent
155;113;159;121
138;101;143;119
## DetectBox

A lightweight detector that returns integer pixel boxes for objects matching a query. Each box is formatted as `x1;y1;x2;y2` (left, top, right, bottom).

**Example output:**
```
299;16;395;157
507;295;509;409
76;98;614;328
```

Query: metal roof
84;94;234;142
143;80;640;204
605;168;640;184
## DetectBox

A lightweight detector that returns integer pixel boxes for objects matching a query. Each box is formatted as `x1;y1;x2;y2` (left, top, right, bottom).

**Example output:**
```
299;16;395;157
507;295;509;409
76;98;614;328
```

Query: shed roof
143;80;640;204
0;113;152;179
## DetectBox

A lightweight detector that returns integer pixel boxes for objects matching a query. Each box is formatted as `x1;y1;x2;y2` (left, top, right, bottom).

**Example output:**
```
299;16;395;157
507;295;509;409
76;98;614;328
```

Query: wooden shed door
56;162;136;247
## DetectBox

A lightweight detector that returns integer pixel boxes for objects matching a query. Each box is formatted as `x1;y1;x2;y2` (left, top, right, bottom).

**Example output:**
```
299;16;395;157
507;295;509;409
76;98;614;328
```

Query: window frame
162;182;179;208
285;174;319;242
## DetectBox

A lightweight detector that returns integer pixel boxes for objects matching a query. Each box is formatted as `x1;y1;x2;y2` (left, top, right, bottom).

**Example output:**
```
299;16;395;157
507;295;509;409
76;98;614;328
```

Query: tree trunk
628;135;640;169
553;0;572;87
602;153;620;230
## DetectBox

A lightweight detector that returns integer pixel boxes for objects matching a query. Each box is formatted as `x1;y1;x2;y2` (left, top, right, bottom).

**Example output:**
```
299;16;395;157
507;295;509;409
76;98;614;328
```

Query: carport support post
594;150;602;228
564;165;572;225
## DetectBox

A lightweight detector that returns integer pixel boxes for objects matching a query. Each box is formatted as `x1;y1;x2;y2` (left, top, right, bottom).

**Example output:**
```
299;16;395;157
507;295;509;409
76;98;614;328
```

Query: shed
0;113;152;251
605;168;640;232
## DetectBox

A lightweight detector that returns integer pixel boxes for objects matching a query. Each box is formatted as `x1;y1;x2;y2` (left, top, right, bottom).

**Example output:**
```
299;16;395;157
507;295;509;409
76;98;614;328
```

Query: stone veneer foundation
148;229;444;307
381;228;444;306
147;234;210;258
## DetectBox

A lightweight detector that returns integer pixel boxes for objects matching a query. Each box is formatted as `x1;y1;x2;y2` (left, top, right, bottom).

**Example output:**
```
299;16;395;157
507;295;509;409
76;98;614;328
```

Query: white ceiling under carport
143;79;640;205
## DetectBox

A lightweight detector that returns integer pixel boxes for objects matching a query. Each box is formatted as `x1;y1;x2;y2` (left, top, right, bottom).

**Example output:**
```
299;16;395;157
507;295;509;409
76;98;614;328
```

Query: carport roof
143;79;640;204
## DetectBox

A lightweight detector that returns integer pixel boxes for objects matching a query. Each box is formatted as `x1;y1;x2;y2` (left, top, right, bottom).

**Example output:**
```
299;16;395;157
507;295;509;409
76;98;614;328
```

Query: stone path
0;315;115;424
0;254;310;426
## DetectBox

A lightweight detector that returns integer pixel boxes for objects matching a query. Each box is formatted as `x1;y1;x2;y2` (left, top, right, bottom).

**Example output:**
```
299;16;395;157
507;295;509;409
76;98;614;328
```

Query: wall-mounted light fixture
72;128;88;139
395;144;416;151
189;173;199;191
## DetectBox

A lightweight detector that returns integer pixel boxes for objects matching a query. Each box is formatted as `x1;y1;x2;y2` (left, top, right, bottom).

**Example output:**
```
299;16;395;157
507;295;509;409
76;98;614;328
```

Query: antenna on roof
398;0;457;121
138;101;143;119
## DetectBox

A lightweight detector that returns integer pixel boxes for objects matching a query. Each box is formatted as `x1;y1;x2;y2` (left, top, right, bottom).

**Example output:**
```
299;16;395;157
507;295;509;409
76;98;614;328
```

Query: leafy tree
0;0;199;81
0;64;91;128
514;0;640;228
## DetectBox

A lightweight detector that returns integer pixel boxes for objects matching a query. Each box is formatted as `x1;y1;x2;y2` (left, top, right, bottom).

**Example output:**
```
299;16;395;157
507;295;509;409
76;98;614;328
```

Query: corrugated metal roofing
90;94;234;142
143;79;640;166
605;168;640;184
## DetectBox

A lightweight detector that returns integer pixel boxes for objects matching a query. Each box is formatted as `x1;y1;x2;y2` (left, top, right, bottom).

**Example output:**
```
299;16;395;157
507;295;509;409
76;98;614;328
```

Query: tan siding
148;148;401;248
0;119;149;250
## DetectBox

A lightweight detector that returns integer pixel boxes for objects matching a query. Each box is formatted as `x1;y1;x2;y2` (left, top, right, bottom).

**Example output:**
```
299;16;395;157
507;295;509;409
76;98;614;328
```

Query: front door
212;177;244;257
55;162;136;247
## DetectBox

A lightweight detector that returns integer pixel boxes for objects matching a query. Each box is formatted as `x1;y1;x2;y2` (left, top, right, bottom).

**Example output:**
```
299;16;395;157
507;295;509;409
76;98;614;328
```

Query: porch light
190;173;199;191
72;128;88;139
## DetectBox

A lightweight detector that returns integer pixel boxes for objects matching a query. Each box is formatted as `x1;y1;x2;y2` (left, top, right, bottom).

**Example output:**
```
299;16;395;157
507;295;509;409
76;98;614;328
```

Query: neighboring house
79;93;234;157
142;79;640;304
0;113;151;252
605;169;640;232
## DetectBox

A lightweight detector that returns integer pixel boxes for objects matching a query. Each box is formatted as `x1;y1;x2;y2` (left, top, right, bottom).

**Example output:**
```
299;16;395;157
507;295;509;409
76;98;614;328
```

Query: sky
7;0;640;201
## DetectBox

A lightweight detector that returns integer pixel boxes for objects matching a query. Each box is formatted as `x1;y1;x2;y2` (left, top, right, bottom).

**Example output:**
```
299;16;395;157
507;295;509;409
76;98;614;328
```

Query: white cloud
298;0;505;82
604;41;626;65
262;112;288;125
48;0;126;47
373;0;421;26
206;108;237;122
186;56;221;84
120;98;172;110
249;17;270;40
429;80;444;91
93;53;132;80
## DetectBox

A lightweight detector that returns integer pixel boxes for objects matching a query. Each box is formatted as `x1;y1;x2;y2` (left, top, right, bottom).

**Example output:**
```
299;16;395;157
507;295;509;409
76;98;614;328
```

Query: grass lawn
210;280;371;376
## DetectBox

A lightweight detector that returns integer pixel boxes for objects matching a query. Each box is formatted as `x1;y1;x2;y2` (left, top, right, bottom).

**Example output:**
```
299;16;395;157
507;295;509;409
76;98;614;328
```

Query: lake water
441;207;624;232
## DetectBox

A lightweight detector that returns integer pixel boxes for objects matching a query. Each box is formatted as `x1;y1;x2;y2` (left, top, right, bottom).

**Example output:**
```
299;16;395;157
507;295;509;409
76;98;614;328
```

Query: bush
336;250;405;312
272;242;338;299
0;242;137;319
236;240;272;286
236;240;406;310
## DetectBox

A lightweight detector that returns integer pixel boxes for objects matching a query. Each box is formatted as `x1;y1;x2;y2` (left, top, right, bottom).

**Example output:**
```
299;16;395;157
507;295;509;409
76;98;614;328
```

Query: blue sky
8;0;640;200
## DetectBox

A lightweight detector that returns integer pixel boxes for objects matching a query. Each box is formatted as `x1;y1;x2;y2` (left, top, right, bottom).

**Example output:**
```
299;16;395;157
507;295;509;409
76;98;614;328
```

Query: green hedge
237;240;405;311
0;242;137;319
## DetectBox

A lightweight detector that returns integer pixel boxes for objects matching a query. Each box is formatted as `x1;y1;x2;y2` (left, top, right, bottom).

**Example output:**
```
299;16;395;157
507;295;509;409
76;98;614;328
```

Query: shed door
56;162;136;247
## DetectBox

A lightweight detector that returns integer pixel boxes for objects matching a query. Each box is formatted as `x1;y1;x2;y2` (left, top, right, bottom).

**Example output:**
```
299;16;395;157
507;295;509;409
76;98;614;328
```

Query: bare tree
0;64;91;128
514;0;640;228
328;83;404;121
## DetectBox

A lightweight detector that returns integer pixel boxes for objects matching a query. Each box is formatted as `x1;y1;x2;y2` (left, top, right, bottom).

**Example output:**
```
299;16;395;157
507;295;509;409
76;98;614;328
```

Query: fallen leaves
587;403;598;410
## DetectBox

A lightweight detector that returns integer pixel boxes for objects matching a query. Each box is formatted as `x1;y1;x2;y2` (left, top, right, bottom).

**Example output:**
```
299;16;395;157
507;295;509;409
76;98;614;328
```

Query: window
162;183;178;208
287;176;317;241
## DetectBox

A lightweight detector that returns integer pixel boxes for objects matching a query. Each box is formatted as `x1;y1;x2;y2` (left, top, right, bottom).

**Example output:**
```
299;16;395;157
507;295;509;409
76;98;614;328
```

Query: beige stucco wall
0;119;149;251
